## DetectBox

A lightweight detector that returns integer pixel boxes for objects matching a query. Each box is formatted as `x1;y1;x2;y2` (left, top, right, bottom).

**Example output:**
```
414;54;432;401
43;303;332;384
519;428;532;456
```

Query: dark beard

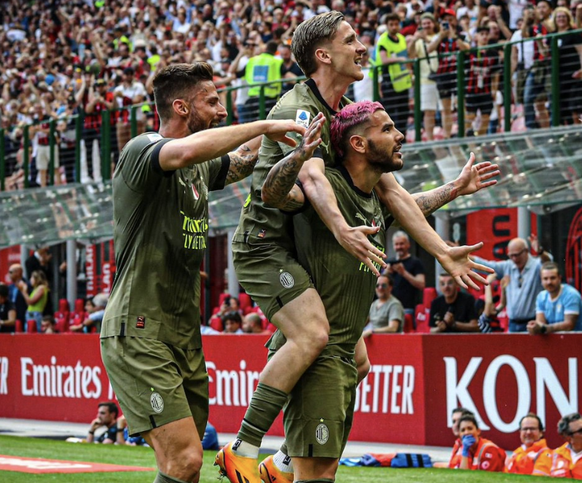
187;108;208;135
367;139;402;173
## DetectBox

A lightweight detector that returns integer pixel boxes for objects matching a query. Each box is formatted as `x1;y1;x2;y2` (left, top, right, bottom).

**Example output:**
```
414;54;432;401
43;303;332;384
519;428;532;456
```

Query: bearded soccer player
216;12;497;483
99;62;307;483
263;101;405;483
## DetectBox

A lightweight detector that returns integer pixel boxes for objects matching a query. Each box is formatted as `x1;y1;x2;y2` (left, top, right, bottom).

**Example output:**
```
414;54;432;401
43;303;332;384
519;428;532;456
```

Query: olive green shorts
100;336;209;439
279;353;358;458
232;242;314;321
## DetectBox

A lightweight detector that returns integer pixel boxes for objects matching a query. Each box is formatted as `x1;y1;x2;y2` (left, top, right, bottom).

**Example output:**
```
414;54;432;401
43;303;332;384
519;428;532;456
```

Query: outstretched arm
412;153;499;217
376;173;493;289
159;119;306;171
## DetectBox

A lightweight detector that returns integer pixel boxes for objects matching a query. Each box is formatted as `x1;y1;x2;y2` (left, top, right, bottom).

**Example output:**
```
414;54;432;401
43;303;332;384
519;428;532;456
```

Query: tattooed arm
412;153;499;217
225;137;260;185
261;113;325;210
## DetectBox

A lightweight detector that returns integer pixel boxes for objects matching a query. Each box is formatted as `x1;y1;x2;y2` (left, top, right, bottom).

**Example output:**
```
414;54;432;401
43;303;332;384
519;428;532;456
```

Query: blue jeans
509;319;529;333
28;311;42;333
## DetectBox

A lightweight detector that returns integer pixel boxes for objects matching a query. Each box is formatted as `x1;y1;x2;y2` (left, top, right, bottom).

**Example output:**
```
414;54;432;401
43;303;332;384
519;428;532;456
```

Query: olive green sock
237;382;288;447
153;471;189;483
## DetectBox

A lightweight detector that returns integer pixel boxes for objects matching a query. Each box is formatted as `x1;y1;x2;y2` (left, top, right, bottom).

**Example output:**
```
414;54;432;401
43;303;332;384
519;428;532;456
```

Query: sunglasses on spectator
376;283;388;288
569;428;582;436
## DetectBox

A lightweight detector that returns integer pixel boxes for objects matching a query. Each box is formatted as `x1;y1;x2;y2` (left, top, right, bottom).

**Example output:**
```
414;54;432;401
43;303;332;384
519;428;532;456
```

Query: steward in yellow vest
375;13;413;133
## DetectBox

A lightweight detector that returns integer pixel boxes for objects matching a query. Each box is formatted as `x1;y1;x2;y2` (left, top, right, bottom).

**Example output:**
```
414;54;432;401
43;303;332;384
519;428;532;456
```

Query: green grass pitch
0;435;572;482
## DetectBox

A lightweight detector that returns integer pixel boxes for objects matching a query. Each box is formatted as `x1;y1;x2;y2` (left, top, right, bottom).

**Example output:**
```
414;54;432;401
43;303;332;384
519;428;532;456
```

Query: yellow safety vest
375;32;412;93
245;53;283;98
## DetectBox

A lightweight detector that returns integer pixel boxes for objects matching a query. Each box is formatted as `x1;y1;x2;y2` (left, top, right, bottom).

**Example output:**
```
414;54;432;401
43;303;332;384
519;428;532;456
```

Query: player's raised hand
338;225;387;277
439;242;494;290
456;152;500;196
296;112;324;162
264;119;307;147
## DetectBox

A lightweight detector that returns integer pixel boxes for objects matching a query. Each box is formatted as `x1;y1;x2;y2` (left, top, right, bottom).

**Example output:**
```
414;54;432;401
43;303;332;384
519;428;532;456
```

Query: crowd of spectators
3;236;580;336
2;248;109;334
199;235;581;336
1;0;581;189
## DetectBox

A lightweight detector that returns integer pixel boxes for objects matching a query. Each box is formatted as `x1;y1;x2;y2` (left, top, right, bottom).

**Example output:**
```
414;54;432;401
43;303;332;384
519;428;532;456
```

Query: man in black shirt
0;284;16;333
279;44;303;93
7;264;28;325
430;273;479;333
86;402;124;444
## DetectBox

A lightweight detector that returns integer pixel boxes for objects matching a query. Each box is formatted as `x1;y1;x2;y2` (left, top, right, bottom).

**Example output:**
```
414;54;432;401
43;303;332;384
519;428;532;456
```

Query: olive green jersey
232;79;350;252
101;132;229;350
269;166;391;356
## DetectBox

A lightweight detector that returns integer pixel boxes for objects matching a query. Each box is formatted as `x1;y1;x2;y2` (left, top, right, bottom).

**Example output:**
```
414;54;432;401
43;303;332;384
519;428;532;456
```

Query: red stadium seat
69;299;88;333
239;293;252;311
467;286;482;300
54;298;70;333
26;319;37;333
403;313;414;333
209;316;223;332
414;304;430;333
14;319;23;332
74;298;85;313
422;288;437;308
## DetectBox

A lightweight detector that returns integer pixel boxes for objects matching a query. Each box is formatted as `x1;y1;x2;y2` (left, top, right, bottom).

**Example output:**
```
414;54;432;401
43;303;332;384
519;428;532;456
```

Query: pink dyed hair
331;101;385;160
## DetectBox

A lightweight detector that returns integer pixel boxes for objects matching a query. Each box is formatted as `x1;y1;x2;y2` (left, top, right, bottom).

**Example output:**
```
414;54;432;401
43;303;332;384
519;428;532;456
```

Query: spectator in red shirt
434;407;474;468
425;9;470;139
79;76;114;182
465;26;501;136
522;0;552;130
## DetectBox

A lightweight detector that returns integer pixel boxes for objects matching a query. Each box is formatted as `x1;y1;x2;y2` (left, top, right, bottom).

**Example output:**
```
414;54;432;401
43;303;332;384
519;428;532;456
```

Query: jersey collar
336;164;372;198
305;78;347;115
